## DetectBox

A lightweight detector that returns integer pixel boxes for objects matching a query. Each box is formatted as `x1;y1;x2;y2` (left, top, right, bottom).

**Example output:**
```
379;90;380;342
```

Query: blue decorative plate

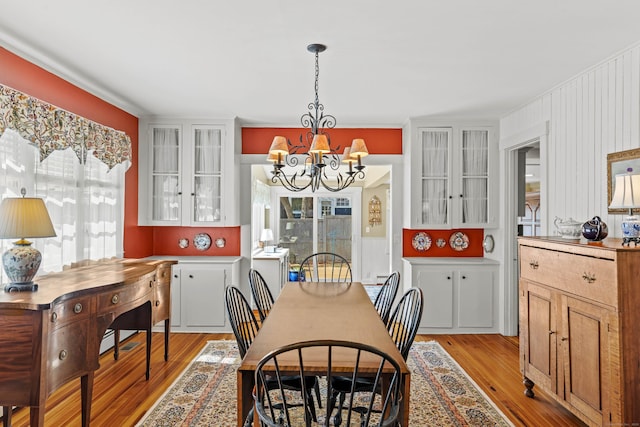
412;232;432;251
193;233;211;251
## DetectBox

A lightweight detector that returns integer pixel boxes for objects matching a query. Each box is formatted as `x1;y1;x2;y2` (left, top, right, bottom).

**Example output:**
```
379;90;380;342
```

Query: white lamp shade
0;197;56;239
609;173;640;209
260;228;274;242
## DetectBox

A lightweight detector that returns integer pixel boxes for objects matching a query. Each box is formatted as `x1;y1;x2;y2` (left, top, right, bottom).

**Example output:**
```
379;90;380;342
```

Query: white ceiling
2;1;640;127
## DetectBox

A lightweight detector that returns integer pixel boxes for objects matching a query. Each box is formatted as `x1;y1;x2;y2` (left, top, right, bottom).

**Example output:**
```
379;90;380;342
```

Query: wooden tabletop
240;281;408;372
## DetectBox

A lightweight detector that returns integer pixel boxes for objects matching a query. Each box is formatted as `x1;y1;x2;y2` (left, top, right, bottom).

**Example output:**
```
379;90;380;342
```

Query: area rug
136;340;513;426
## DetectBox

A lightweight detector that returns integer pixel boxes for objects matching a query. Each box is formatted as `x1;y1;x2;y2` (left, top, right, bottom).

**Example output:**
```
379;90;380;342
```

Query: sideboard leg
81;372;95;427
3;406;11;427
146;327;152;380
113;329;120;360
164;318;170;361
523;377;535;398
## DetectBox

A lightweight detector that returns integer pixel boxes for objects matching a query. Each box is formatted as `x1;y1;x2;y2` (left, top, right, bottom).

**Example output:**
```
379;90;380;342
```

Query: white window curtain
0;128;126;284
152;127;180;221
421;130;449;224
461;130;488;223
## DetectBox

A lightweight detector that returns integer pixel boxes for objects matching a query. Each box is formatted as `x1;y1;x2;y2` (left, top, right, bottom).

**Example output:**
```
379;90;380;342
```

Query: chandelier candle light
0;188;56;292
608;167;640;246
268;44;369;192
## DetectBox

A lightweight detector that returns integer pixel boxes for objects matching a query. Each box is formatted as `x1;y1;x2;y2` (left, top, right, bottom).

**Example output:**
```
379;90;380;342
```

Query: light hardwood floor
9;332;584;426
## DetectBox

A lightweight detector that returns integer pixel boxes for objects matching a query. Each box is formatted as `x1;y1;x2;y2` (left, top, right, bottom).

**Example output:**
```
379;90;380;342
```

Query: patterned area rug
136;340;513;426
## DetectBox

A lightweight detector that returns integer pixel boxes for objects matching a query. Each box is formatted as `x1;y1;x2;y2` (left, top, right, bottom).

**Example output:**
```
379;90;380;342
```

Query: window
0;129;127;284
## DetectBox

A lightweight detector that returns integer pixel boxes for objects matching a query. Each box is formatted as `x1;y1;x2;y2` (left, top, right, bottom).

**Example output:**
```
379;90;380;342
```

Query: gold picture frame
607;147;640;213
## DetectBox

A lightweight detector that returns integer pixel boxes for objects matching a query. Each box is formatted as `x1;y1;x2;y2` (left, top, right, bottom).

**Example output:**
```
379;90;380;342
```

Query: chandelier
267;44;368;192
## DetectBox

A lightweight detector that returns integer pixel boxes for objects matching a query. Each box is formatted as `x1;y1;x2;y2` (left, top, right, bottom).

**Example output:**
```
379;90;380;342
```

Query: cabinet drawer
50;296;92;330
520;246;617;306
153;282;171;323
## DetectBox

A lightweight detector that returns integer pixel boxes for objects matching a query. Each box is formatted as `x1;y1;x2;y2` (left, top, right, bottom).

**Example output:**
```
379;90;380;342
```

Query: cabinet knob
149;280;154;288
190;192;195;196
73;303;83;314
177;191;182;195
189;274;194;279
51;312;58;323
459;194;463;198
111;294;119;304
59;350;68;360
155;300;160;307
581;272;596;283
174;274;178;278
447;276;451;280
529;260;539;269
461;275;466;279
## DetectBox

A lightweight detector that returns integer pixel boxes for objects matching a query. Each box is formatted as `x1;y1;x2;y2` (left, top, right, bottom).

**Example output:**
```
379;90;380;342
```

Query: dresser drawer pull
73;303;83;314
155;300;160;307
51;312;58;323
582;273;596;283
111;294;120;304
59;350;68;360
549;330;555;335
529;260;539;269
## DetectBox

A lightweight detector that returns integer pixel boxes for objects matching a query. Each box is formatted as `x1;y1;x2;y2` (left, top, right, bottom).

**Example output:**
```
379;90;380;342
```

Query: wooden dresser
518;237;640;426
0;258;176;427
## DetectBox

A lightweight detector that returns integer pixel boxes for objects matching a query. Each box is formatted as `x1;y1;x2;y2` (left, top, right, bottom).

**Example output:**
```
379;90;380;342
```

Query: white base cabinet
151;256;241;333
404;258;499;333
251;249;289;303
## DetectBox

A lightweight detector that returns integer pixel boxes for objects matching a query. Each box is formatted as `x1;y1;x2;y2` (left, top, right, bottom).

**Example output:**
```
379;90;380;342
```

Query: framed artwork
607;148;640;213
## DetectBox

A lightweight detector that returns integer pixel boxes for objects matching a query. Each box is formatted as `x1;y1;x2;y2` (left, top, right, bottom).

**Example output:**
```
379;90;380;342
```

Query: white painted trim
501;122;548;336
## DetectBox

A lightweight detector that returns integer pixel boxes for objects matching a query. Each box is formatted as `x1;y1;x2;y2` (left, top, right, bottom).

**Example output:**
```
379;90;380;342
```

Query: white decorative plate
193;233;211;251
412;232;432;252
215;237;226;248
178;238;189;249
449;232;469;251
483;235;495;253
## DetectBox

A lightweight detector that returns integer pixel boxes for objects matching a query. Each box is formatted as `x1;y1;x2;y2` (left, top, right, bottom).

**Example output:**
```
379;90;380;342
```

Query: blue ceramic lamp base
621;214;640;246
2;240;41;292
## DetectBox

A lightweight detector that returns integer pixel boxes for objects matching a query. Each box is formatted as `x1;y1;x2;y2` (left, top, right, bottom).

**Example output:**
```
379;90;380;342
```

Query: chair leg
314;379;322;408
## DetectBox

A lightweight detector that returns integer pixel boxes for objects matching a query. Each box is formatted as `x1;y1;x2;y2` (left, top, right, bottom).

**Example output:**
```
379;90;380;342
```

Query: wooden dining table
237;281;411;427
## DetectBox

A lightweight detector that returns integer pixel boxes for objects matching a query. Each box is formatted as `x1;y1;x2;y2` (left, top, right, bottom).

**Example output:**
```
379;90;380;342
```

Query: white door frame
271;187;363;281
501;122;549;336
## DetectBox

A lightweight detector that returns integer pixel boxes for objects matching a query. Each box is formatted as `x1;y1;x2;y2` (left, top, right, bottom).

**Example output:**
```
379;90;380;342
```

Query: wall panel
501;44;640;234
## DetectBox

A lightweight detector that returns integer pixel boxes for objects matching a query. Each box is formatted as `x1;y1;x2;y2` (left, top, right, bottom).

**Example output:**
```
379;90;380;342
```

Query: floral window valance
0;84;131;170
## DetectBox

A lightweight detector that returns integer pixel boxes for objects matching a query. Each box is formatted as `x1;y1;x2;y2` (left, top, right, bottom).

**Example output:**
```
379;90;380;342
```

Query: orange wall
403;228;484;257
0;47;154;257
242;127;402;154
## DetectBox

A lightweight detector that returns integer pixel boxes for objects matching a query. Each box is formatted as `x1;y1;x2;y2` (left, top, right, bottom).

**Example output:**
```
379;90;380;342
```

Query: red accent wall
152;227;240;255
0;47;155;257
242;127;402;154
403;228;484;257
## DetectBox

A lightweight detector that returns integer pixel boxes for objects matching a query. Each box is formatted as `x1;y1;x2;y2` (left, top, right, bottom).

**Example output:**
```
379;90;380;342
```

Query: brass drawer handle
529;260;539;269
582;272;596;283
51;312;58;323
111;294;120;304
149;280;154;288
74;303;83;314
59;350;68;360
155;300;160;307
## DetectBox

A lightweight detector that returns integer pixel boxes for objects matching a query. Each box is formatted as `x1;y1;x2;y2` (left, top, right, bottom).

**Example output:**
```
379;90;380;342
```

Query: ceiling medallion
267;44;369;192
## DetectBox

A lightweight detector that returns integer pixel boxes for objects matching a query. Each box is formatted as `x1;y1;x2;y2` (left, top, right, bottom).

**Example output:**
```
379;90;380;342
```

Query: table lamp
260;228;274;252
0;189;56;292
608;168;640;246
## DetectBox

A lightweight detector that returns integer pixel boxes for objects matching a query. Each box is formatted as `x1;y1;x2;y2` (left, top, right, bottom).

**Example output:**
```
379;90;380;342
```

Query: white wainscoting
501;41;640;235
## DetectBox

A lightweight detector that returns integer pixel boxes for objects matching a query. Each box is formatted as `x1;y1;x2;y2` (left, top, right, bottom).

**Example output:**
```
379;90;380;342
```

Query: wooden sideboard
0;258;176;427
518;237;640;426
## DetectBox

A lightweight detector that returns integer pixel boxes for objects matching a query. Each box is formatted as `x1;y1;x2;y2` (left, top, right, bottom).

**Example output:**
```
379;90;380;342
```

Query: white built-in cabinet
404;258;500;333
404;121;498;229
152;256;241;333
138;118;238;226
252;249;290;302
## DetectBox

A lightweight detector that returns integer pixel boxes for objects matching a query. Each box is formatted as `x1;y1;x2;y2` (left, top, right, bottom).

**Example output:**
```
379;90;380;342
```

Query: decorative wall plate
178;238;189;249
449;231;469;251
193;233;211;251
215;237;226;248
483;234;495;253
412;232;432;252
435;238;447;248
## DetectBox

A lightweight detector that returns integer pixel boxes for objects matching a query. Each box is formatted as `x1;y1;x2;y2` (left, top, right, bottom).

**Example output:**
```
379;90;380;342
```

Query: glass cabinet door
151;126;181;222
420;128;451;225
460;129;489;224
190;126;222;224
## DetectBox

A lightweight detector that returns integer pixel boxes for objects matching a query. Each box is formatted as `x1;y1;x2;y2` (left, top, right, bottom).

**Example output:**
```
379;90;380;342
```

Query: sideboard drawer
520;245;617;306
97;273;155;315
50;296;92;330
47;320;89;394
